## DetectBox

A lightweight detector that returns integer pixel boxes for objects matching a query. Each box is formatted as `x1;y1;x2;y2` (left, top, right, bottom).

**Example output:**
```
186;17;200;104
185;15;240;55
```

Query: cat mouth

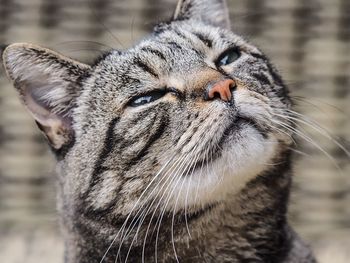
216;115;269;150
236;116;268;137
188;116;268;172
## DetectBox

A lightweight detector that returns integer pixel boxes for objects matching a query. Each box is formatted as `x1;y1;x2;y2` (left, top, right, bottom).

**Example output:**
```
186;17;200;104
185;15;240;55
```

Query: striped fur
2;0;316;262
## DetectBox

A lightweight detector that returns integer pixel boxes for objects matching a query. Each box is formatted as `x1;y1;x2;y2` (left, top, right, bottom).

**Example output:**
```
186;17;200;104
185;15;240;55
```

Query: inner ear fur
173;0;231;29
2;43;91;151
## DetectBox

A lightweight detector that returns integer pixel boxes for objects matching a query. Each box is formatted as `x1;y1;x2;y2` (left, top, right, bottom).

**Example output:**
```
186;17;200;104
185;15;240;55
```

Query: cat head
2;0;292;221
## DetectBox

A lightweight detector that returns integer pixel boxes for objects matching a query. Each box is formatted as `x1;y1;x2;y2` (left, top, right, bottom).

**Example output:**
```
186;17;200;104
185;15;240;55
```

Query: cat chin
160;125;279;212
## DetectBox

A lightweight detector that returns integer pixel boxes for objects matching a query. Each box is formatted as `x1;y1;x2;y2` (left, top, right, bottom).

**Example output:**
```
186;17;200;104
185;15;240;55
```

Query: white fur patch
162;125;278;211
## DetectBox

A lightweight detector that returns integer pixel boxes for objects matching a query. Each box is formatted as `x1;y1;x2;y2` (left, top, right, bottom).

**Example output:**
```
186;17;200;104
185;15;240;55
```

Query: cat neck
61;152;293;263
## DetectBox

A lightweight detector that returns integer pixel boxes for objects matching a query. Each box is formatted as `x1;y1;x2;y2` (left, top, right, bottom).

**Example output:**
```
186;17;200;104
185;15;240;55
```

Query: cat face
2;0;292;221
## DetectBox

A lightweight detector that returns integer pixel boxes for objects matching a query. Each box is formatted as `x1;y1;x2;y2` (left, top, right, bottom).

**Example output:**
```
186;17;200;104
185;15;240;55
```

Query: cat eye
216;48;241;67
129;90;167;107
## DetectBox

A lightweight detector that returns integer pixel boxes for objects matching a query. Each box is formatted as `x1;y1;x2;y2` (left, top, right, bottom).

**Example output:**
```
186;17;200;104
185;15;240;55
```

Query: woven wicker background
0;0;349;262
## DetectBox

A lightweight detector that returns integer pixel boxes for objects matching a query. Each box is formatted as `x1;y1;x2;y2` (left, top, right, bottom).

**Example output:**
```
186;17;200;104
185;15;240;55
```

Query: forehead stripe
134;57;159;78
192;32;213;48
141;47;166;61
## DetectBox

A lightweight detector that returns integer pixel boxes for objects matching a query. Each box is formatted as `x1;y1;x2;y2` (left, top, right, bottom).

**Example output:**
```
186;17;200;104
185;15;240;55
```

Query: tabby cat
2;0;317;262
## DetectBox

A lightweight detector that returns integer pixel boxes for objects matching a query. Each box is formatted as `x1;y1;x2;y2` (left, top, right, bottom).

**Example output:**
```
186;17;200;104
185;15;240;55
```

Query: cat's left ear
173;0;231;29
2;43;91;151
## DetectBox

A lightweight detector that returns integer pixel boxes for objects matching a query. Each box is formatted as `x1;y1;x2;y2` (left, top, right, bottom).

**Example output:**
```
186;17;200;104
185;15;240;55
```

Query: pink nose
207;79;236;102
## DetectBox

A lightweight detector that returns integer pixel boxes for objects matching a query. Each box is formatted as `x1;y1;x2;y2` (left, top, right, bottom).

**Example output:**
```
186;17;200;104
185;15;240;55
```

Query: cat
2;0;317;262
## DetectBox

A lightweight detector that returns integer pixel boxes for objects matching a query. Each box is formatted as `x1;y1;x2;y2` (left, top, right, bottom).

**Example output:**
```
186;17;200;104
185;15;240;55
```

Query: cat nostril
206;79;236;102
213;91;222;100
229;81;237;92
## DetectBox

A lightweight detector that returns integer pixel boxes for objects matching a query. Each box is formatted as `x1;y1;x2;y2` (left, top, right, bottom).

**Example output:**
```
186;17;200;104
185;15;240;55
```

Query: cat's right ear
173;0;231;29
2;43;91;152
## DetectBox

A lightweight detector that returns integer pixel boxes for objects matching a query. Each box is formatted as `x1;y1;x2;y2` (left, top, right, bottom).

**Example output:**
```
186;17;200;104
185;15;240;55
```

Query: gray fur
2;0;316;262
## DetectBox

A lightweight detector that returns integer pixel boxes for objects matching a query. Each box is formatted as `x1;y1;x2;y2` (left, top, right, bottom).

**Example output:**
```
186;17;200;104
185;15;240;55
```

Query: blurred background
0;0;349;262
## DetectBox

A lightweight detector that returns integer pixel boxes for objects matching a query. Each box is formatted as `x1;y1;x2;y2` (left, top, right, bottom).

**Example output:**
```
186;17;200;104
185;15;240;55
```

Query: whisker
194;147;208;205
281;110;350;158
184;152;201;239
53;40;112;49
154;151;195;263
119;153;189;262
87;0;125;48
289;148;312;157
138;153;193;263
170;150;201;262
291;96;349;117
171;170;188;263
271;119;343;174
99;156;175;263
255;116;296;145
153;135;208;262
